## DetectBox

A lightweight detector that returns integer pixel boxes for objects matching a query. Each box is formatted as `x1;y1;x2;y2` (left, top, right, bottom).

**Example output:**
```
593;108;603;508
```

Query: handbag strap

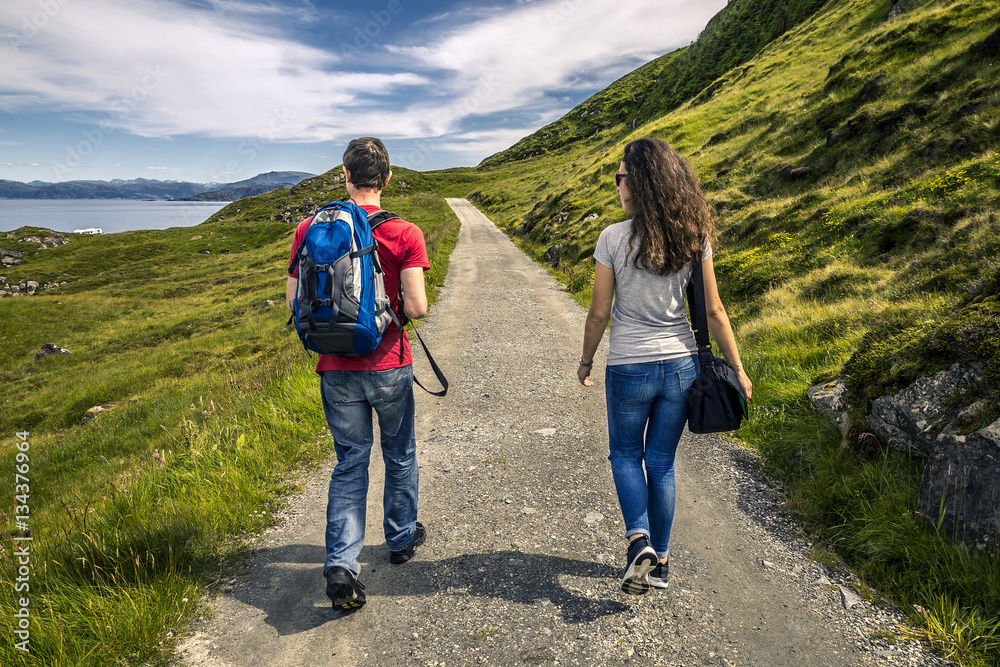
686;259;715;365
407;322;449;397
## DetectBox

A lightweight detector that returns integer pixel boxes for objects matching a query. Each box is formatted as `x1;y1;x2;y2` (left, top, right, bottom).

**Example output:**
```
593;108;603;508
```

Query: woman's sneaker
621;535;657;595
325;566;366;611
648;560;669;590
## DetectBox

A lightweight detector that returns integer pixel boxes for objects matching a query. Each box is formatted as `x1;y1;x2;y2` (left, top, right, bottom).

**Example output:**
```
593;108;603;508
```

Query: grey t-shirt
593;219;712;366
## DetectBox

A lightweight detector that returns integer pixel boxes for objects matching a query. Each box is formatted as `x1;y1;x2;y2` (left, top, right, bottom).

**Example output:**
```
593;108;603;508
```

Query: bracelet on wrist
579;356;593;367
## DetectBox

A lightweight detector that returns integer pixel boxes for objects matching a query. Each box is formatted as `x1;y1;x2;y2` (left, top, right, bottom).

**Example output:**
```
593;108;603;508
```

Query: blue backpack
288;200;401;356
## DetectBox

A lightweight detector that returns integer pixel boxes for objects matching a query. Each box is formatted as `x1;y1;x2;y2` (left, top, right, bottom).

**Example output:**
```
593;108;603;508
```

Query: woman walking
578;137;752;595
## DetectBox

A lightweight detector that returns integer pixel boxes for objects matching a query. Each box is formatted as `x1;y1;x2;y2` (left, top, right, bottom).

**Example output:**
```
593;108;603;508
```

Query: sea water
0;200;231;235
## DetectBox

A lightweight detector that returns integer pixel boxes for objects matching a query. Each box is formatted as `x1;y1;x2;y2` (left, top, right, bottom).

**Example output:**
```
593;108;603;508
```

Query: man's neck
348;186;382;208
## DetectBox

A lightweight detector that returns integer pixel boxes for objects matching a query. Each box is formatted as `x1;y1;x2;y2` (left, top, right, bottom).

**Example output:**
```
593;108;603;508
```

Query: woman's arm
700;255;753;400
579;261;615;387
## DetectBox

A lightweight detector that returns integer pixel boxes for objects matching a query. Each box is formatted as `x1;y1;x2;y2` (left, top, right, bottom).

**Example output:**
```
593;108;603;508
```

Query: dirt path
175;199;945;666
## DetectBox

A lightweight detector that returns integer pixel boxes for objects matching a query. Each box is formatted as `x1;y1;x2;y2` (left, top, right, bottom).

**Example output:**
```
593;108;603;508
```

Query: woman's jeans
320;365;419;578
605;355;699;559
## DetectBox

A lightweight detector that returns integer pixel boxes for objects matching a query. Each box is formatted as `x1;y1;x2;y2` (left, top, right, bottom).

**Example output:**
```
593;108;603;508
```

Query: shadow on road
229;545;630;636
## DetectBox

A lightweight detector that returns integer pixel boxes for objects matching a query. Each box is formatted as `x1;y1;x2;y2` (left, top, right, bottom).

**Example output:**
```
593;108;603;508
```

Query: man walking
286;137;429;611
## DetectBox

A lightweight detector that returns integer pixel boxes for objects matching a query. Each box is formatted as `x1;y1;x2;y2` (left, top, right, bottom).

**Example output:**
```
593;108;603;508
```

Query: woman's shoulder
598;219;632;241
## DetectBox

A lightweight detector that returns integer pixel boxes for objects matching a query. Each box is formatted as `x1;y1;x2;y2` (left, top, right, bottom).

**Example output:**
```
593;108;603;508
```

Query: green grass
0;170;460;666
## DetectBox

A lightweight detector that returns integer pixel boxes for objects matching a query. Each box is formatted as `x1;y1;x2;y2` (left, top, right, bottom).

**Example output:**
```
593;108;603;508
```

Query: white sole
621;550;657;595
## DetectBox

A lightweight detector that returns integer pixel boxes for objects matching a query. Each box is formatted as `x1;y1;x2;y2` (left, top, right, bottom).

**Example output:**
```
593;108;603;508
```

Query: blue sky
0;0;726;184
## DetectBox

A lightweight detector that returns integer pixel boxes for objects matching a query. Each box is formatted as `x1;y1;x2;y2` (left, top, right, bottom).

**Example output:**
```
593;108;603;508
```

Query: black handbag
685;260;748;433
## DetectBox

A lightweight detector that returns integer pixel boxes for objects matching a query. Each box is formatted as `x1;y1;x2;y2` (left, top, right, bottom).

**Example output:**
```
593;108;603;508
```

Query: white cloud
0;0;725;149
0;0;424;141
391;0;726;136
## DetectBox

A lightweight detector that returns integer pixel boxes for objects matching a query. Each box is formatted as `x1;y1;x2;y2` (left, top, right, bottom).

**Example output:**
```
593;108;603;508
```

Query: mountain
170;171;314;201
0;171;314;200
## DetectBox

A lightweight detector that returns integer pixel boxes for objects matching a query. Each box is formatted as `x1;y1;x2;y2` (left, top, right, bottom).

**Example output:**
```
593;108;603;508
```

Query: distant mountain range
0;171;314;201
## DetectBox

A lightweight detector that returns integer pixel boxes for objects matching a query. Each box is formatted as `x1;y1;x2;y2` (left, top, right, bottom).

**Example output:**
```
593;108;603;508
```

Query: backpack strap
368;209;401;229
287;214;316;275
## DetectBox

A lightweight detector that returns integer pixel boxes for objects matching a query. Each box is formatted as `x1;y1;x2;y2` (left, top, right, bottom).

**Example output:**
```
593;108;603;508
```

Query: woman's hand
578;362;594;387
735;367;753;401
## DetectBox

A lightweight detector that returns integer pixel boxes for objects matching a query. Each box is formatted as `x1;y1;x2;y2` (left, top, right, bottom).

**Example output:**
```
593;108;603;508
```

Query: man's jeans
605;355;699;559
320;365;419;577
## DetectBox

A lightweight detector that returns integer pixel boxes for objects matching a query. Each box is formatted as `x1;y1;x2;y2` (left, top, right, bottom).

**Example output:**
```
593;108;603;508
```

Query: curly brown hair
621;138;716;275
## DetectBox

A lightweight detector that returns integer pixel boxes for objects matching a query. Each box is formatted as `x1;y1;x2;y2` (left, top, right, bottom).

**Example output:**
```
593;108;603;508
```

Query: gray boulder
807;378;850;433
888;0;919;19
545;244;564;268
35;343;71;361
867;363;983;457
919;418;1000;551
1;249;23;266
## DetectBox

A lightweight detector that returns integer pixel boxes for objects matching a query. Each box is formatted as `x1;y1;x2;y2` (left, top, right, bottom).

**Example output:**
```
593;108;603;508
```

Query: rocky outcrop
808;363;999;551
919;418;1000;551
867;363;983;457
1;232;69;268
1;278;70;297
82;403;115;422
26;234;70;249
888;0;920;19
807;378;850;433
1;249;24;266
35;343;71;361
545;243;564;267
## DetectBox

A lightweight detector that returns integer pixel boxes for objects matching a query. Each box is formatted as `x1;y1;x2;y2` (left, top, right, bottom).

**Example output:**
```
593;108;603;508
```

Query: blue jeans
605;355;699;559
320;365;419;577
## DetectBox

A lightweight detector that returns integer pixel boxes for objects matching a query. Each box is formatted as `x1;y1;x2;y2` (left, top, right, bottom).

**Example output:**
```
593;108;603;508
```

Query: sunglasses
615;172;628;186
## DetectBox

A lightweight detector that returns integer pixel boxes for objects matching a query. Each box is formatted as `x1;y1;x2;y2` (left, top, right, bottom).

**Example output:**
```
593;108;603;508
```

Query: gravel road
175;199;948;666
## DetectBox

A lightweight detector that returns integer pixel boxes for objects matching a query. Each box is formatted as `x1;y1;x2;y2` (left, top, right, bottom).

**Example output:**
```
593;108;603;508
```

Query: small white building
73;228;103;235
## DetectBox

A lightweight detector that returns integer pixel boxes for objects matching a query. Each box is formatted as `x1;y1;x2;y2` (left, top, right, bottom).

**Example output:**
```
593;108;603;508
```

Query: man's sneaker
621;535;657;595
389;521;426;564
648;560;669;590
325;566;366;611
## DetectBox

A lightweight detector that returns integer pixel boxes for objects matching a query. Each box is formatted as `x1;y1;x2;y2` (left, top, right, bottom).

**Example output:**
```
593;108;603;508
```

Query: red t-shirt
288;204;430;373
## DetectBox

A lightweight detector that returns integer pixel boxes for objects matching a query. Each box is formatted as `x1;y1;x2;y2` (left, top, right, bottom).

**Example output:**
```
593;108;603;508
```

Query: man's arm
286;276;296;312
399;266;427;320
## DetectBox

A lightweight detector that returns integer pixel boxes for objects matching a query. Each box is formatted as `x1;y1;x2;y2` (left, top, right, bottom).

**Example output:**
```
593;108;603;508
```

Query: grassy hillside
451;0;1000;663
482;0;831;166
0;169;459;666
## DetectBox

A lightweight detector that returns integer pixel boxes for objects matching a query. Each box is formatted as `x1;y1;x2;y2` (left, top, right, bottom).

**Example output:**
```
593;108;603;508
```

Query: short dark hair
343;137;391;190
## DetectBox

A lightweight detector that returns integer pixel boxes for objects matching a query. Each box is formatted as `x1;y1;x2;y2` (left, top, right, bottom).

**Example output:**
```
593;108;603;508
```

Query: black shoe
648;560;669;590
325;566;366;611
621;535;657;595
389;521;426;564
